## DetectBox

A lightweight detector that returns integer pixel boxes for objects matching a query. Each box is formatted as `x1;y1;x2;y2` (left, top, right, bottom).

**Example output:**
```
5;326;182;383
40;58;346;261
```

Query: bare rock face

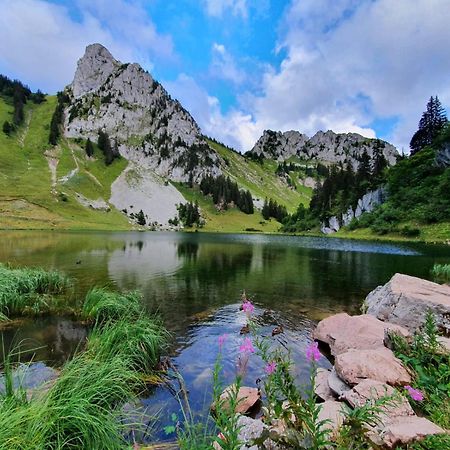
317;400;346;439
368;416;447;449
314;368;336;401
364;273;450;335
64;43;222;183
212;385;261;415
313;313;410;356
341;379;414;417
248;129;398;168
334;348;411;386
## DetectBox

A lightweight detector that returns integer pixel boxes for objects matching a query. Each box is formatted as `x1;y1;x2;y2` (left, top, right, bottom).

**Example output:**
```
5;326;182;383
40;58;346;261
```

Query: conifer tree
85;138;94;157
410;96;448;155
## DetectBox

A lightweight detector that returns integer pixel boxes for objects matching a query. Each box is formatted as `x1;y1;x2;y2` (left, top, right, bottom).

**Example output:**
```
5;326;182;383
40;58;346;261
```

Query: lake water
0;230;449;442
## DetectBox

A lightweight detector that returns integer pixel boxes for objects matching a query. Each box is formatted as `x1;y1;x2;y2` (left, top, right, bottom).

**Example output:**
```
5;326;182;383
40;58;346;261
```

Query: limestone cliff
248;129;398;169
64;44;222;183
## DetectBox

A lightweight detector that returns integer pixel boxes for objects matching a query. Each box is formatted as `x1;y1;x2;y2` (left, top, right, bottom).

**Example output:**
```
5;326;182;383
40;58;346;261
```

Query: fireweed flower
265;361;277;375
239;337;255;354
218;334;228;349
242;300;255;315
306;341;321;362
405;385;424;401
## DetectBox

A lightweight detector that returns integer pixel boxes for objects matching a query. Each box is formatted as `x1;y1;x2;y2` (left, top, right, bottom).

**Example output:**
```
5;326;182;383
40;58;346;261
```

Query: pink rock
364;273;450;335
368;416;446;448
212;385;261;415
335;348;411;386
317;400;346;439
313;313;409;356
342;379;414;417
314;368;335;401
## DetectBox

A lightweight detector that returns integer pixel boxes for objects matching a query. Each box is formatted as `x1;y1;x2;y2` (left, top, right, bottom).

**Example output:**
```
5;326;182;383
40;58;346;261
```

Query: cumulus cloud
210;43;246;84
0;0;174;92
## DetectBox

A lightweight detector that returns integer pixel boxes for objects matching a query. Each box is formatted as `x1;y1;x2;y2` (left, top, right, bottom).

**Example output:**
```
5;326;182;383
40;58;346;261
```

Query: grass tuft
431;263;450;284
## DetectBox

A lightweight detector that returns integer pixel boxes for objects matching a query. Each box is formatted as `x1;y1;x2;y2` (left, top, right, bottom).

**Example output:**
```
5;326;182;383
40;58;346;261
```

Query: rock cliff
64;44;222;183
248;129;398;169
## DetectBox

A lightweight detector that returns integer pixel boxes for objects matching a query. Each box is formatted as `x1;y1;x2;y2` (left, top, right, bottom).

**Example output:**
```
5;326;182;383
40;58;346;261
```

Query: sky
0;0;449;153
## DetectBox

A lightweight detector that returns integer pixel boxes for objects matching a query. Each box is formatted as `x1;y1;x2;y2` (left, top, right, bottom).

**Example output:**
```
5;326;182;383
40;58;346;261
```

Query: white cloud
210;43;246;84
0;0;174;93
203;0;249;18
206;0;450;152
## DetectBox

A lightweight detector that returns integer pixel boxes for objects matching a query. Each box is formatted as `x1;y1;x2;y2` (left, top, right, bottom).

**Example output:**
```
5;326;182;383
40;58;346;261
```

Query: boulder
212;385;261;415
367;416;447;449
314;368;335;401
327;368;351;398
334;348;411;386
317;400;346;439
364;273;450;335
341;379;414;418
313;313;410;356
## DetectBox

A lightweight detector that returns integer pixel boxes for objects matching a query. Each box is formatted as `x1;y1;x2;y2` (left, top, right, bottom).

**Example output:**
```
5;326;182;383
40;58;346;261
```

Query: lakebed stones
334;348;411;387
313;313;410;356
364;273;450;335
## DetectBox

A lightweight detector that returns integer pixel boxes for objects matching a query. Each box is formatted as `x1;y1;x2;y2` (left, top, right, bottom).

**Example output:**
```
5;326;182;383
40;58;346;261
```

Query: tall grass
0;264;72;319
82;287;142;322
431;263;450;284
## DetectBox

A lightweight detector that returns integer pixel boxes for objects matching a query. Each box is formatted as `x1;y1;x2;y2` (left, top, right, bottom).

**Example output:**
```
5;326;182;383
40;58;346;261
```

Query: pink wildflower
265;361;277;375
218;334;228;349
242;300;255;315
306;341;321;362
405;385;424;401
239;337;255;354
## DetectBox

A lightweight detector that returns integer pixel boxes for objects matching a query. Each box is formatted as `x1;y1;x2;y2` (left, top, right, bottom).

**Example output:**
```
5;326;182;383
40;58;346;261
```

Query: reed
431;263;450;284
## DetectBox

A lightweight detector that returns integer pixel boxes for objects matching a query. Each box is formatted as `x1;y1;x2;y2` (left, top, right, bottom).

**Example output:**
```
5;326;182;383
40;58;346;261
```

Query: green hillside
0;95;130;230
207;139;312;213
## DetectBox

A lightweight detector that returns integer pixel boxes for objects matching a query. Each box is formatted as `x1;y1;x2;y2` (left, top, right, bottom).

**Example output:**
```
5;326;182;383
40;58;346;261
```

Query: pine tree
410;96;448;155
136;210;146;226
2;121;12;136
85;138;94;157
262;198;270;220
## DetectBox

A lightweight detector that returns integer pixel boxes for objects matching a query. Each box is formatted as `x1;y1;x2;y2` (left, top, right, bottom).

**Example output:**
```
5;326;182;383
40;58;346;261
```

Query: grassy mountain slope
207;139;312;213
0;95;130;230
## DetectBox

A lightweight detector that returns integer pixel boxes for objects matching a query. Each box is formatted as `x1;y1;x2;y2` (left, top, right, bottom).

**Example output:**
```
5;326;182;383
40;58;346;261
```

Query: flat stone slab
335;348;411;386
317;400;346;439
342;379;414;418
364;273;450;335
315;368;335;401
327;367;351;398
212;386;261;415
313;313;409;356
368;416;447;448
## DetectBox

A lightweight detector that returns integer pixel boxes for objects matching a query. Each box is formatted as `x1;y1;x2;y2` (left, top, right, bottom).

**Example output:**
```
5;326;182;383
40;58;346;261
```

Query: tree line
199;175;254;214
1;74;45;136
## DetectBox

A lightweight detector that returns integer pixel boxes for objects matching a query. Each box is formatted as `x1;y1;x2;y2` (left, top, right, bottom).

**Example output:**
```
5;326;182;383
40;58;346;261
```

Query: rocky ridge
248;129;398;169
64;44;222;183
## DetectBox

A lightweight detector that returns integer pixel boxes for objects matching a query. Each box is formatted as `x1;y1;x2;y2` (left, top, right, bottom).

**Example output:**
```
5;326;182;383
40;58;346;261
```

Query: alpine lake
1;230;449;443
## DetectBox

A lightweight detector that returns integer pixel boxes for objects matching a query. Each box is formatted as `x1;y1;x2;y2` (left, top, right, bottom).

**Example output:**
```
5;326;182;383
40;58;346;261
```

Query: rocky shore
219;274;450;449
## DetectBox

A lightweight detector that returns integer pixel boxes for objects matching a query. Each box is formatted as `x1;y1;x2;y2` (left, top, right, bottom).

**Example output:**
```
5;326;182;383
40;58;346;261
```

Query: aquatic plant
431;263;450;284
87;316;169;372
0;264;72;319
82;287;142;322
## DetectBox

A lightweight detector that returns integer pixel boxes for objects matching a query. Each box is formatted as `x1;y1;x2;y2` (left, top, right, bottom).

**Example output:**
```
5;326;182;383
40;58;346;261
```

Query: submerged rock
212;385;261;415
313;313;409;356
364;273;450;335
334;348;411;386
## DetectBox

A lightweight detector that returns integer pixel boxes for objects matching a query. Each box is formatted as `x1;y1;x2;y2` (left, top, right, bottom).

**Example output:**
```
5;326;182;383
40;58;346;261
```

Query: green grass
82;287;143;323
0;264;72;320
207;139;312;213
174;182;281;233
431;263;450;284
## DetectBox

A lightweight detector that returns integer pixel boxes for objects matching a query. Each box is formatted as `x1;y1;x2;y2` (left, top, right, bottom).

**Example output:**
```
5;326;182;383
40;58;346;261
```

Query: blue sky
1;0;449;152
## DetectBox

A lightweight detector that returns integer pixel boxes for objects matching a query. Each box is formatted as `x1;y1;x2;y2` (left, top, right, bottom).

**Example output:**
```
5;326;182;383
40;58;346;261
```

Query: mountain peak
71;43;119;98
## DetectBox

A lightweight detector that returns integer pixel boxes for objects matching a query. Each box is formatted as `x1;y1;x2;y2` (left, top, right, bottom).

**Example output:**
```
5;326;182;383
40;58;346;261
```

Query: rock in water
334;348;411;386
211;385;261;415
364;273;450;335
313;313;410;356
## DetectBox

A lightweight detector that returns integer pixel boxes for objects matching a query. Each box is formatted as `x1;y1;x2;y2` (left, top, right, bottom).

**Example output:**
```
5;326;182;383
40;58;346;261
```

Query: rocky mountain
64;44;222;183
247;129;398;168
